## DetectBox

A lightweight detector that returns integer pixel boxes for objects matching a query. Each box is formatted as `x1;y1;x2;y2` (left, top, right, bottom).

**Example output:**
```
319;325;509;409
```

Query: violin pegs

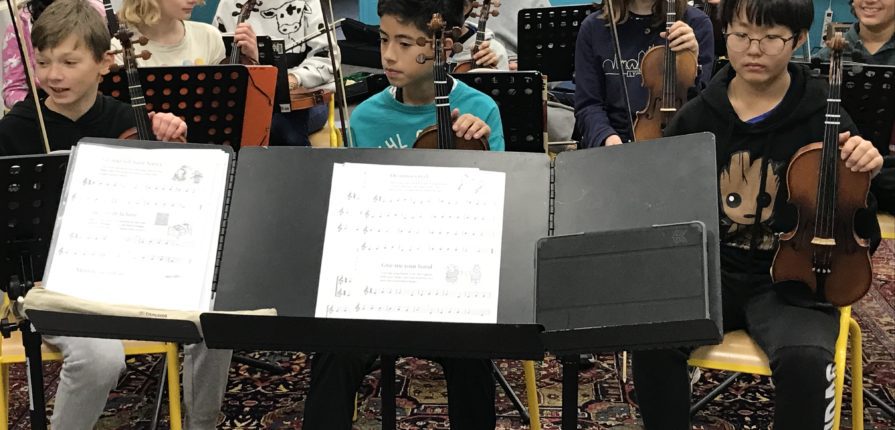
451;42;463;55
491;9;500;17
451;27;463;39
416;36;429;47
469;11;479;18
138;50;152;60
136;36;150;46
109;63;122;72
416;54;430;64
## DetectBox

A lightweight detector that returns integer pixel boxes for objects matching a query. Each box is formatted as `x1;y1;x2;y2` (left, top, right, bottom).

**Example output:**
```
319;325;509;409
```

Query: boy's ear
100;50;115;75
793;31;808;50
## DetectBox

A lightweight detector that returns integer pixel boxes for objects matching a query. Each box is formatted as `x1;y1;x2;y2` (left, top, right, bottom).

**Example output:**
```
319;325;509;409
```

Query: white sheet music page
42;143;230;312
316;163;506;324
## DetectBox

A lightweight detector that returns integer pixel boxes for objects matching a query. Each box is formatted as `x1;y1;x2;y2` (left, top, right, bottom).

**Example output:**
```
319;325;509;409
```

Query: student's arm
289;0;340;89
687;9;716;89
2;20;32;108
573;17;617;148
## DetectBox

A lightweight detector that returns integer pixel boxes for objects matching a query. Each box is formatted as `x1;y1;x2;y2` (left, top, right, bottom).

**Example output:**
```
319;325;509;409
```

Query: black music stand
27;139;211;344
541;135;722;429
453;71;547;153
100;65;250;149
0;153;69;430
793;61;894;155
517;4;599;82
201;133;722;427
202;148;549;429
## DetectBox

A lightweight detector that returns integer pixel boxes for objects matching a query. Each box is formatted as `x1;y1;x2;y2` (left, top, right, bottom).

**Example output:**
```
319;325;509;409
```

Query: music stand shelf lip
27;310;203;344
199;313;545;360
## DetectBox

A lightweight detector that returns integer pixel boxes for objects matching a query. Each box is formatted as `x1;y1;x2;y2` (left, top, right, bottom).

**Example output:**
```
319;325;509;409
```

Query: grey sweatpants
42;335;232;430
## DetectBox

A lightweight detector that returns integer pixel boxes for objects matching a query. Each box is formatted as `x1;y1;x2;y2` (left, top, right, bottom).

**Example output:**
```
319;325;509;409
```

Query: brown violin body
452;60;496;74
290;87;333;111
772;143;872;306
633;47;697;141
413;125;489;150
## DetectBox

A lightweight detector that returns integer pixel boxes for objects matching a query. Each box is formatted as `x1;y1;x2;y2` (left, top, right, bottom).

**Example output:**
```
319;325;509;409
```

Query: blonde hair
119;0;205;29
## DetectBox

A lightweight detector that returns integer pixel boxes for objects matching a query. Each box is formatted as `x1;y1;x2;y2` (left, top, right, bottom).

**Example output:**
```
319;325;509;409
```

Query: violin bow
319;0;353;147
6;0;51;153
601;0;635;143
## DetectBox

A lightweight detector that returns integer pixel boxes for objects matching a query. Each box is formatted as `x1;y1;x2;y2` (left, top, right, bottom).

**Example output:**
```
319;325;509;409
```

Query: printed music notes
43;143;230;311
316;163;506;323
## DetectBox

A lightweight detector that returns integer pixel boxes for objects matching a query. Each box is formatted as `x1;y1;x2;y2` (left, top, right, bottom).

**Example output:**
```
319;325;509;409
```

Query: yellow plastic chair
0;295;183;430
688;306;862;430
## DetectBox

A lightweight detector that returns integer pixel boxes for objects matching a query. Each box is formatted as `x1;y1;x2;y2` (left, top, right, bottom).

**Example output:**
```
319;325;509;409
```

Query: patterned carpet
5;240;894;429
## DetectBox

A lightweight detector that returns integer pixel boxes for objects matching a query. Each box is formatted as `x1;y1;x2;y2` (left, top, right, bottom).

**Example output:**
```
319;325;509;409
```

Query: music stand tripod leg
21;320;48;430
490;360;530;421
380;355;397;430
560;355;579;430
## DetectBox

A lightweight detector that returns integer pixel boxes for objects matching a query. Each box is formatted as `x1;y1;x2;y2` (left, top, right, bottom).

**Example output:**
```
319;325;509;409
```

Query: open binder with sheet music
24;139;244;344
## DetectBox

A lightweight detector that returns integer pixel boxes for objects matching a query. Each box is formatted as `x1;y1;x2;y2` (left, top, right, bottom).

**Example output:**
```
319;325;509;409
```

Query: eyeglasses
723;32;797;55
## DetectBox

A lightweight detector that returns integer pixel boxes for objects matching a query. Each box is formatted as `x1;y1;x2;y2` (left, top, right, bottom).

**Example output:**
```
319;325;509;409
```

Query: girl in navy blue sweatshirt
574;0;714;147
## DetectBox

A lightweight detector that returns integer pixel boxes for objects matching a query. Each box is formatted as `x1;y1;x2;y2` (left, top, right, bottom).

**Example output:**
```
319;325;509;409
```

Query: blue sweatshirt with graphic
574;7;715;148
349;79;505;151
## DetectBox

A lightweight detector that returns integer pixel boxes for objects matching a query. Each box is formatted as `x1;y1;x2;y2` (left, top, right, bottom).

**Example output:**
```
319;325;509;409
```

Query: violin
224;0;262;65
113;25;186;142
771;26;872;306
413;14;488;150
452;0;500;73
632;0;697;141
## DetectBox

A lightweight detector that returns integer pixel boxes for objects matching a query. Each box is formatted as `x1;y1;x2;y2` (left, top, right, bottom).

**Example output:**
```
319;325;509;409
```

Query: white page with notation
316;162;506;323
42;143;230;312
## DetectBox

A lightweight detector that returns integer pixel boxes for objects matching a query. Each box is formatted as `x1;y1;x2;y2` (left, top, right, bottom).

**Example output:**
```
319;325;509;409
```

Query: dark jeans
269;103;328;146
302;353;497;429
633;269;840;430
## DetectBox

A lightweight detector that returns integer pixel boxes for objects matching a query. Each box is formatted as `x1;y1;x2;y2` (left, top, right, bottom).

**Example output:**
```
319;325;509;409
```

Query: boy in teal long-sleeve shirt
348;0;504;151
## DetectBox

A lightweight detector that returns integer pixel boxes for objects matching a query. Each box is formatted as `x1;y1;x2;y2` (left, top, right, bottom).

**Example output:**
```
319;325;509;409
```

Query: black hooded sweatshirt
665;63;881;275
0;94;134;156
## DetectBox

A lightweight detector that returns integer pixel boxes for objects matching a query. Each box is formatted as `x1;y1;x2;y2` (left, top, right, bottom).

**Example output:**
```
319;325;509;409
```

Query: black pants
268;104;328;147
302;353;497;429
633;270;840;430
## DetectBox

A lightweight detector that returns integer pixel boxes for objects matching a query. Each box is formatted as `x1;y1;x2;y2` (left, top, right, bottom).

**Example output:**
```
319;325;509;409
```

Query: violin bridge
810;237;836;246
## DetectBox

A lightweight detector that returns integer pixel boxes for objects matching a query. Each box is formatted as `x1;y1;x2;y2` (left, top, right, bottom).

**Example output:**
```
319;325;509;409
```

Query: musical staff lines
316;163;506;324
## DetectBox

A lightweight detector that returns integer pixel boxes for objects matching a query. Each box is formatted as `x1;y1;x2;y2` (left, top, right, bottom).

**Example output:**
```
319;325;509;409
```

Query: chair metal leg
1;364;9;430
149;356;168;430
165;343;182;430
522;360;541;430
490;360;529;422
689;372;742;416
849;318;864;430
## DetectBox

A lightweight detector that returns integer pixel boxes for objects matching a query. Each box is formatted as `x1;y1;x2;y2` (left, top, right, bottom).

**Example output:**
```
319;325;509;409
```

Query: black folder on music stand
517;4;599;82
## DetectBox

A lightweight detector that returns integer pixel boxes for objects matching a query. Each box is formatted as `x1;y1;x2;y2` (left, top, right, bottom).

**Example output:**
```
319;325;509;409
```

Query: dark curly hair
377;0;465;34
